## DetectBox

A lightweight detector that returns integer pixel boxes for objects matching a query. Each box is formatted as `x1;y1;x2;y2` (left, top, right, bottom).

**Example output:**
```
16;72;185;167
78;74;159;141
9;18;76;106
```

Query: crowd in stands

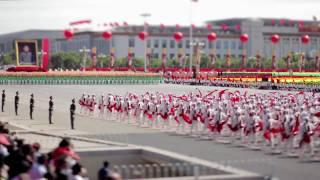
0;122;121;180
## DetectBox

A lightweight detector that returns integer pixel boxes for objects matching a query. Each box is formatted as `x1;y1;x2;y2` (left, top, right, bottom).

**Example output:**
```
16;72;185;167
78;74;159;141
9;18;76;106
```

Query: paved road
0;84;319;180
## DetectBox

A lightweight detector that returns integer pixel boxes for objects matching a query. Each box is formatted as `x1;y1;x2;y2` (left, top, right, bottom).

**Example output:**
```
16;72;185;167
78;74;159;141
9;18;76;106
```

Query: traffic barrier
109;162;227;179
0;76;164;85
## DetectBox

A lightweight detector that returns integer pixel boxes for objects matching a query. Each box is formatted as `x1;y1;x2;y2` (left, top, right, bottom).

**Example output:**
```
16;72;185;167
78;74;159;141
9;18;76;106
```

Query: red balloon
240;34;249;43
138;31;148;40
173;32;183;42
270;34;280;44
102;31;112;40
301;35;310;44
64;29;73;40
207;32;217;42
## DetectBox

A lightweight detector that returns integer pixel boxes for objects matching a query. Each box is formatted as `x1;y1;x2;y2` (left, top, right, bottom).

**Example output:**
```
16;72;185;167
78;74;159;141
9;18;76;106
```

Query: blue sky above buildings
0;0;319;34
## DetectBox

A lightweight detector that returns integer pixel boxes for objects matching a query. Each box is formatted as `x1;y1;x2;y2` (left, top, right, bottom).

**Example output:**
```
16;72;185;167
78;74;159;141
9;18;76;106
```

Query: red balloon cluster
270;34;280;44
301;35;310;44
102;31;112;40
173;32;183;42
64;29;74;40
207;32;217;42
240;34;249;43
138;31;148;40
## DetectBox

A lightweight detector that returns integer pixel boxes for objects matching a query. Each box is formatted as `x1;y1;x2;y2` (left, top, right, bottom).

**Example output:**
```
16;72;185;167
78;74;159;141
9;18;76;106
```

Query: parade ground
0;84;319;180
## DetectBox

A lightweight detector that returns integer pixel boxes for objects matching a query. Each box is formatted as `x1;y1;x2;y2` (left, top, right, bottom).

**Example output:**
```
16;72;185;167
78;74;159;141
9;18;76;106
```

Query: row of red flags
69;19;306;31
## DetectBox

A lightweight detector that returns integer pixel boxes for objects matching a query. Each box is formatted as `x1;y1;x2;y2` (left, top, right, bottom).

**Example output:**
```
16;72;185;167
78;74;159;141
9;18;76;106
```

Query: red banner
299;26;320;33
42;38;50;70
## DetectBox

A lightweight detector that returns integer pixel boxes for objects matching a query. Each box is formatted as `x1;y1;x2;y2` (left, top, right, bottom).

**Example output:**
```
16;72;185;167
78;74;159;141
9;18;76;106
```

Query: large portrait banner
15;40;38;66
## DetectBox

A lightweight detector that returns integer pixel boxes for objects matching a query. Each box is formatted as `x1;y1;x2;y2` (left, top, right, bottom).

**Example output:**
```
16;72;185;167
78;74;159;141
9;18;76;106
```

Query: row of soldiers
1;90;77;129
78;89;320;159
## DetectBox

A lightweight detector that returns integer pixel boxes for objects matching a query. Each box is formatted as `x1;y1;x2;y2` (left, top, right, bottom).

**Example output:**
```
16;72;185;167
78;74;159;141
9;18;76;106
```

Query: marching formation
78;88;320;160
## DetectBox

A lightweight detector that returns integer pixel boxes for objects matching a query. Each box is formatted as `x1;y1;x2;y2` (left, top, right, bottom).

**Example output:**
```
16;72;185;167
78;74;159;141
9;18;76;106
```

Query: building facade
0;18;319;61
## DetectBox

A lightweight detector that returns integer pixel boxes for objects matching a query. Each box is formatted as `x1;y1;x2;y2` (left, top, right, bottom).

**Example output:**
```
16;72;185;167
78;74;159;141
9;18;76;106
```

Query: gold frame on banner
15;40;39;67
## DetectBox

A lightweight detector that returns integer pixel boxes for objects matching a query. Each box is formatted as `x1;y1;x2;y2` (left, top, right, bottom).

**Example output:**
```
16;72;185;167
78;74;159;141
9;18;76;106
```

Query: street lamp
37;50;47;68
98;53;107;68
79;46;90;72
190;39;205;78
140;13;151;72
188;0;198;73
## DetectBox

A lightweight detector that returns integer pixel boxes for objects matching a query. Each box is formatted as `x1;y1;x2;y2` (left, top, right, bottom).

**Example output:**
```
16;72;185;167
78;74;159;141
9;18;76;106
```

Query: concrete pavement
0;84;319;180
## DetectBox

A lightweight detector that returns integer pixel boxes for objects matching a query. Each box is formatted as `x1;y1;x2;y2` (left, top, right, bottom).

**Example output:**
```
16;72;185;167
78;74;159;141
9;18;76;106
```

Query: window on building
284;38;289;45
216;40;221;49
231;41;236;50
238;42;243;50
186;40;190;49
209;42;213;49
153;53;159;59
202;41;207;49
216;54;221;58
161;40;167;48
129;38;135;47
223;41;229;49
170;40;175;48
170;53;175;59
147;40;151;48
154;40;159;48
178;41;183;48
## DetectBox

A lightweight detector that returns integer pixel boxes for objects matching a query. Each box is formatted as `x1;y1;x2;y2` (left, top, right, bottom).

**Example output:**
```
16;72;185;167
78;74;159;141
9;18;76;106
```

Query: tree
167;59;179;67
0;52;15;65
150;59;162;68
49;52;81;70
133;58;144;68
200;55;210;68
96;56;110;68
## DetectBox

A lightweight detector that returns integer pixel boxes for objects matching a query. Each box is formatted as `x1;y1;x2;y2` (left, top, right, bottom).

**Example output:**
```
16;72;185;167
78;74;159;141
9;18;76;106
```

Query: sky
0;0;319;35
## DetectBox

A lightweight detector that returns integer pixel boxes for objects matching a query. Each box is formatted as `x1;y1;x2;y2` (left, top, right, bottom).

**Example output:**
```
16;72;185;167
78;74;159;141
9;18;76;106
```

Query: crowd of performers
78;89;320;160
165;79;320;92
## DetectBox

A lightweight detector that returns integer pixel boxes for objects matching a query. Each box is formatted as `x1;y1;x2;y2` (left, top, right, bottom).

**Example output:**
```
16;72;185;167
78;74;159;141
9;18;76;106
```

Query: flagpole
141;13;151;72
189;0;193;73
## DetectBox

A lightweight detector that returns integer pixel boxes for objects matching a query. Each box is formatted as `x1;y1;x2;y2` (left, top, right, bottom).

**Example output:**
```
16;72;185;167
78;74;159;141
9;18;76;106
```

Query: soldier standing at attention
1;90;5;112
30;94;34;120
49;96;54;124
70;99;76;130
14;91;19;116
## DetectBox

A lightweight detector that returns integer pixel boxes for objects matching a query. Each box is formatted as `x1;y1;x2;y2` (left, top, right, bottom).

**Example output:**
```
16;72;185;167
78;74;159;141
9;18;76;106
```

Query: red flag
271;19;276;26
195;88;202;97
288;20;294;26
69;19;92;26
280;19;286;26
160;23;166;29
298;21;304;27
218;89;228;99
123;21;128;26
206;24;212;30
191;24;196;29
220;24;228;30
297;91;304;95
235;24;241;31
176;24;180;29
